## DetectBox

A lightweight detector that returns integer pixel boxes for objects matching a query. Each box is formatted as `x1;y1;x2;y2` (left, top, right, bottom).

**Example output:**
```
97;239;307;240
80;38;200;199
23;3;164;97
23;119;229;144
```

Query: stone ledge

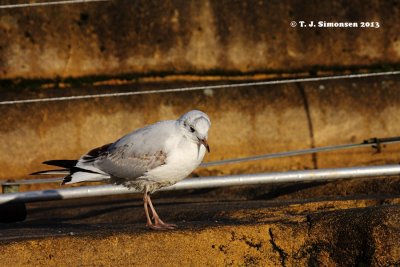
1;195;399;266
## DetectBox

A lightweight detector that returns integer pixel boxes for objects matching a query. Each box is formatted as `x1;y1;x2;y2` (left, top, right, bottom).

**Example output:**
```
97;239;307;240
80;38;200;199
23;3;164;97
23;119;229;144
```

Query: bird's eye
190;126;195;133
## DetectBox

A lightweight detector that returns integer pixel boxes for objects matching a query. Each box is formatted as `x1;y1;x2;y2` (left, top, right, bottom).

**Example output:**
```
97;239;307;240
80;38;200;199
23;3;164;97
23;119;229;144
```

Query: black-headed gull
33;110;211;230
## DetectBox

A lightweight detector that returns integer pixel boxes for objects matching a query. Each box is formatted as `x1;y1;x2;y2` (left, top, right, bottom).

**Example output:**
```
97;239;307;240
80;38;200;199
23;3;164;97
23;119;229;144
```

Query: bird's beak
200;138;210;153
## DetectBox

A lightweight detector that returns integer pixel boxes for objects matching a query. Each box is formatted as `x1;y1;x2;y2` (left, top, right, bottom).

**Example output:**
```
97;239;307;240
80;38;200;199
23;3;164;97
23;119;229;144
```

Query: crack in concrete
297;83;318;169
62;24;73;80
306;214;313;236
62;44;73;80
268;228;288;267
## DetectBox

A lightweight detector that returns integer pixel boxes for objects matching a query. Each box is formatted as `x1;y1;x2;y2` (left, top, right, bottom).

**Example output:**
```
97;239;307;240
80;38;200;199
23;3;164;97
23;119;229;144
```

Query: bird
32;110;211;230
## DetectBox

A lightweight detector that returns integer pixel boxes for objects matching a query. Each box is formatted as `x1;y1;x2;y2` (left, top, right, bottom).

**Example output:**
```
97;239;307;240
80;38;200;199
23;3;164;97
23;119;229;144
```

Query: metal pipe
1;164;399;204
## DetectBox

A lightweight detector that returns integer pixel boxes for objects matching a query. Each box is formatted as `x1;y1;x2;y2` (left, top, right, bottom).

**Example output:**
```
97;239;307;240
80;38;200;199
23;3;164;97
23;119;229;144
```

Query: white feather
65;172;110;184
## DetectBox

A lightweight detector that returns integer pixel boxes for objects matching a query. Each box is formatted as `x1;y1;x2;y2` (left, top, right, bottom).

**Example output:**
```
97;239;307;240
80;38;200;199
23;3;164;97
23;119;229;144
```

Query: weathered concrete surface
1;176;400;266
1;0;400;79
1;75;400;184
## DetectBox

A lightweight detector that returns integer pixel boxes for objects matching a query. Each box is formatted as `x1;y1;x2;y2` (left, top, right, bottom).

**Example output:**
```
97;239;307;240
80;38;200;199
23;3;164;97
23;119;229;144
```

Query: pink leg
143;190;153;228
147;194;176;229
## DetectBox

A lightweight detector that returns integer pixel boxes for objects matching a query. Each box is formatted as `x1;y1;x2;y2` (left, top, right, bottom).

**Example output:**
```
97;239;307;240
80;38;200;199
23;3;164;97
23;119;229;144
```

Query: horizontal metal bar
1;164;399;204
1;177;64;186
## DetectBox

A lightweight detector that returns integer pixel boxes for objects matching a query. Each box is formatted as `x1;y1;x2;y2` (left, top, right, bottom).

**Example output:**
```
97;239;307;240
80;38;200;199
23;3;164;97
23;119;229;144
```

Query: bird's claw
147;223;177;231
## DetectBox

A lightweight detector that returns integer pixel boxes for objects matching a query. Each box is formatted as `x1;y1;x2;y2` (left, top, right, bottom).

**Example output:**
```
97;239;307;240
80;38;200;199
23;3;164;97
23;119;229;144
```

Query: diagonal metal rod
1;164;400;204
200;136;400;167
0;0;109;9
1;136;400;186
1;71;399;105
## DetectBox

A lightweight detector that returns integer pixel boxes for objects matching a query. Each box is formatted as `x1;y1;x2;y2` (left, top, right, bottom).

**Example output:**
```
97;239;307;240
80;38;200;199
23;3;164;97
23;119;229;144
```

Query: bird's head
178;110;211;152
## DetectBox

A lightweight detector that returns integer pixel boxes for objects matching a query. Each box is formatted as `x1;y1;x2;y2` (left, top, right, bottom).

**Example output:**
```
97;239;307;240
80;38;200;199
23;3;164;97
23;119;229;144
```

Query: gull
32;110;211;230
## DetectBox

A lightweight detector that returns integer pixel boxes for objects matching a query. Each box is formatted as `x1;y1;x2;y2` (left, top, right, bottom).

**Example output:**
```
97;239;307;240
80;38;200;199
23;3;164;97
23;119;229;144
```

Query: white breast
145;137;206;184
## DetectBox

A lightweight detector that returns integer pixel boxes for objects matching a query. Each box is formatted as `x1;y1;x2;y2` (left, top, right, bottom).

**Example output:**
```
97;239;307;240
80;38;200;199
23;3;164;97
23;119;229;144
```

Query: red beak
200;138;210;153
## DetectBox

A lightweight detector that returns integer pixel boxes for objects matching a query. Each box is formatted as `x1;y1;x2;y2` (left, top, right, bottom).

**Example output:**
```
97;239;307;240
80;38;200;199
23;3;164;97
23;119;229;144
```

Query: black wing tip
30;170;43;175
43;160;78;168
61;175;72;185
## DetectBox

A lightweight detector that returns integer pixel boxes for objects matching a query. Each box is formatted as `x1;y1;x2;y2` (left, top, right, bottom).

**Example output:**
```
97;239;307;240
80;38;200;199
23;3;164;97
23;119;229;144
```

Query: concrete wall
1;0;400;182
1;76;400;182
1;0;399;79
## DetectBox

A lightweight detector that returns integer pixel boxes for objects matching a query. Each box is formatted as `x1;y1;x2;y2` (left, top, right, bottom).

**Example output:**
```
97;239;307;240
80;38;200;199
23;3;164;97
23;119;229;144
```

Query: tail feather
30;169;69;175
34;159;110;185
62;172;109;185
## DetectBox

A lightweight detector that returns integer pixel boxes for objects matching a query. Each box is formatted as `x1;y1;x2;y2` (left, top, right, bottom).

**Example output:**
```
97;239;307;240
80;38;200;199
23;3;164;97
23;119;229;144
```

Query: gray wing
96;145;168;179
78;120;177;179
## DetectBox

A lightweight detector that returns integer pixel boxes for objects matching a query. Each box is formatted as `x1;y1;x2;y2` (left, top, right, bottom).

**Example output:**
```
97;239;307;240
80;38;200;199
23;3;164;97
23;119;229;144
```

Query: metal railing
1;136;400;189
0;164;399;204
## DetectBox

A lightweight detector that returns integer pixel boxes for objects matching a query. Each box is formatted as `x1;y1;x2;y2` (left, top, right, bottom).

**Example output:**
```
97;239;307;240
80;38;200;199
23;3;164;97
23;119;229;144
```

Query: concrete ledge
1;176;400;265
1;195;399;266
